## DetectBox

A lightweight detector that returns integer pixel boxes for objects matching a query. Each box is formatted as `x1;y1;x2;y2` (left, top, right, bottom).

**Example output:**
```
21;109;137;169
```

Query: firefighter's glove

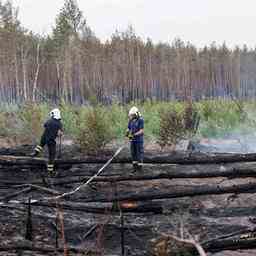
126;131;134;140
128;133;134;140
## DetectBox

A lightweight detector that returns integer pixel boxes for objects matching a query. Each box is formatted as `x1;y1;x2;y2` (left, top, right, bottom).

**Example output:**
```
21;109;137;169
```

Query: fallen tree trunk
53;164;256;183
76;181;256;202
1;187;33;201
197;206;256;218
56;152;256;165
1;152;256;166
2;167;256;187
23;200;163;214
56;151;256;165
0;156;46;166
0;145;33;156
0;244;91;253
2;162;256;187
205;237;256;253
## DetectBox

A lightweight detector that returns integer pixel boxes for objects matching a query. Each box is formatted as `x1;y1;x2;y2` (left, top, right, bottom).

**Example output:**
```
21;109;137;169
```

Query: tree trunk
21;46;28;101
75;181;256;202
32;43;41;102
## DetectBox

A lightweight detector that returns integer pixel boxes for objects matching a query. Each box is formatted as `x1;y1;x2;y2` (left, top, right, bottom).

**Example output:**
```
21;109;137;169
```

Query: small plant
59;100;80;136
158;108;186;148
157;102;200;148
76;106;114;154
0;109;26;145
18;103;49;143
152;235;194;256
183;102;200;138
0;112;8;136
108;103;127;140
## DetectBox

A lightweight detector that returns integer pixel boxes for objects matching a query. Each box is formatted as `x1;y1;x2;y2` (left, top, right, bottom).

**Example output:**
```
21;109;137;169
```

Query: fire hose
49;145;125;201
0;145;125;205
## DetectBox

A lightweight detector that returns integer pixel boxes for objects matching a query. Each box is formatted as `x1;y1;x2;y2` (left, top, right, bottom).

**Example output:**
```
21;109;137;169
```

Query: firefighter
126;106;144;171
30;108;63;175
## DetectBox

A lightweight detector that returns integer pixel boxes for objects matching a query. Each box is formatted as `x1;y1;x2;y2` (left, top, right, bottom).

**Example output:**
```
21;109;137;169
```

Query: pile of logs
1;146;256;255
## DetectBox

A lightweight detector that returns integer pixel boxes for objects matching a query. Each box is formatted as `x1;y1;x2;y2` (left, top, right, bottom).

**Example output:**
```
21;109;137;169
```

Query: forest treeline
0;0;255;104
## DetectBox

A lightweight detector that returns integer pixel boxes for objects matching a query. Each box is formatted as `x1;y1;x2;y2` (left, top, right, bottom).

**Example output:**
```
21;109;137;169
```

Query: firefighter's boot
30;145;43;157
132;161;139;172
137;163;143;171
47;163;55;176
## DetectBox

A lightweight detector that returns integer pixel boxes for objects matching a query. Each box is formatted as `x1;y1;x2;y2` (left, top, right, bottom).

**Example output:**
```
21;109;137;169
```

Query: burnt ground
1;144;256;255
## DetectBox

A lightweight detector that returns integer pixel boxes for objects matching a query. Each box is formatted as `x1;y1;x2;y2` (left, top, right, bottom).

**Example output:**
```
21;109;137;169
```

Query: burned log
2;161;256;186
23;200;163;214
0;185;60;202
205;237;256;253
2;146;256;255
76;181;256;202
0;244;91;253
0;155;46;166
1;187;33;202
53;163;256;183
1;151;256;166
3;165;256;187
55;151;256;165
0;145;33;156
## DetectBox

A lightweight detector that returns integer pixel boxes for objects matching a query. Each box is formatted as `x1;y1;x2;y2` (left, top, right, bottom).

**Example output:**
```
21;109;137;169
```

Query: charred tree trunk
75;181;256;202
1;151;256;165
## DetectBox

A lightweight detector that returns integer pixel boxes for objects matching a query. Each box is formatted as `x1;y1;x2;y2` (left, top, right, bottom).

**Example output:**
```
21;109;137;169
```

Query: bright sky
13;0;256;48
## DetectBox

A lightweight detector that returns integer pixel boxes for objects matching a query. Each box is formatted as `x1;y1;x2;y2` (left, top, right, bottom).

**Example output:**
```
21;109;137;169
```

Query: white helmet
50;108;61;120
129;106;140;117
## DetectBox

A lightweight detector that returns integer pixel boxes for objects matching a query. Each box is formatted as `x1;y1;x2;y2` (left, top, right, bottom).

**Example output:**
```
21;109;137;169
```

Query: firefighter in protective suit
126;106;144;171
31;108;63;174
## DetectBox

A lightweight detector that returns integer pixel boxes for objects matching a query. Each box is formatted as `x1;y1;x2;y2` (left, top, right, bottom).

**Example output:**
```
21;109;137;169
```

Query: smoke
195;108;256;153
196;135;256;153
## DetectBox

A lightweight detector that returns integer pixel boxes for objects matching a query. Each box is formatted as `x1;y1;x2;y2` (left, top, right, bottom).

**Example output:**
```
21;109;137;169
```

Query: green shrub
59;101;80;137
76;106;114;154
108;103;127;140
183;102;200;137
0;99;255;146
157;103;200;148
158;108;186;148
18;103;49;143
197;100;246;138
0;112;8;136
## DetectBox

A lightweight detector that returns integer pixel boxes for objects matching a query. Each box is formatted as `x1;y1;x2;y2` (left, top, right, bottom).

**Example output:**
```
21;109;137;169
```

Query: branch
166;234;207;256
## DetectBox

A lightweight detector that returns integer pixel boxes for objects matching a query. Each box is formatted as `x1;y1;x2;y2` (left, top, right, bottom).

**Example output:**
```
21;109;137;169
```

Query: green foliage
18;103;49;143
1;100;256;146
158;107;186;148
59;100;80;136
183;103;199;131
0;0;20;31
88;94;98;107
197;100;248;138
75;106;114;154
157;103;200;148
53;0;87;47
62;0;84;32
0;112;9;136
108;103;127;140
0;105;23;139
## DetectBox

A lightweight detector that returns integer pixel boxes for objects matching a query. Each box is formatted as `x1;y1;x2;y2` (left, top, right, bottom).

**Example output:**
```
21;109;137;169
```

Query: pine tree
53;0;87;46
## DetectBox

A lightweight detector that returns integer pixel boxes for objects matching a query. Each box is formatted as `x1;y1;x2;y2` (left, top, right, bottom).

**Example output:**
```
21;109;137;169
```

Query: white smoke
195;107;256;153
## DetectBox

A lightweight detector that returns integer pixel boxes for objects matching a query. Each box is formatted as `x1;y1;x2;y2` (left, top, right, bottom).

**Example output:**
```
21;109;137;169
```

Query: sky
12;0;256;48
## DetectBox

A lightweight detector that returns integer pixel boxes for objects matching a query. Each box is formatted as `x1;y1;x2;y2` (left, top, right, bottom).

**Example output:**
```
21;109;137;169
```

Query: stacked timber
1;146;256;255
